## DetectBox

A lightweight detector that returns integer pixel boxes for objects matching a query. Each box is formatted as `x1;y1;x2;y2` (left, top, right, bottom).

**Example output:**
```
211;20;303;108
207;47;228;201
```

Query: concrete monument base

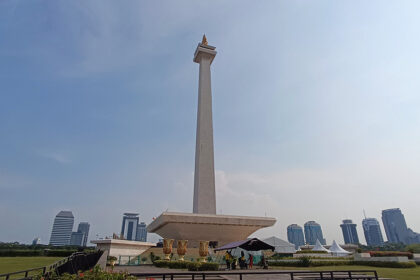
92;239;155;258
147;212;276;247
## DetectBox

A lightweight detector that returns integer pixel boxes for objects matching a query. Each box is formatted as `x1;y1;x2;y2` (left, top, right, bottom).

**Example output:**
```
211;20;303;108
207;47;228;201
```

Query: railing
0;255;73;280
131;270;379;280
0;267;46;280
0;251;102;280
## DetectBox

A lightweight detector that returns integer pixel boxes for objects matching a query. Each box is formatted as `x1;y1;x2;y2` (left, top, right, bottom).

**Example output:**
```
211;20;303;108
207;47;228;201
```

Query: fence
131;270;379;280
0;251;103;280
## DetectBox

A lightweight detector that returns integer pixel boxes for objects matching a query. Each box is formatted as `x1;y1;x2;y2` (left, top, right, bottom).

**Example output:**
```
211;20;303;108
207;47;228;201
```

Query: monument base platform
91;239;156;258
147;212;276;247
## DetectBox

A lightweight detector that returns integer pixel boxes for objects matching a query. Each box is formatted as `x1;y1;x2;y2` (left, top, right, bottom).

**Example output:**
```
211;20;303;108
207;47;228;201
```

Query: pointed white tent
263;236;296;253
329;240;350;256
312;239;330;252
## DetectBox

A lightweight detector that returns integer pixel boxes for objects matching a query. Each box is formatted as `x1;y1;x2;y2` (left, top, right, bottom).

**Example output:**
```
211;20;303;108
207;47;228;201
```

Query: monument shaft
146;37;276;247
193;41;217;214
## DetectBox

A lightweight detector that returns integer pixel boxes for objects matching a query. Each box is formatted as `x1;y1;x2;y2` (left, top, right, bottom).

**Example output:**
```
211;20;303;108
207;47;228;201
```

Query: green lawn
272;265;420;280
0;257;62;277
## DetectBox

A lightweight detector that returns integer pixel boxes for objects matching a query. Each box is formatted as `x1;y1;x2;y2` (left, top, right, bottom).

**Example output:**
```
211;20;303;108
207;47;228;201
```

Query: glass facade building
382;208;409;244
49;211;74;246
77;222;90;247
362;217;384;246
136;222;147;242
340;219;359;244
70;231;84;246
121;213;140;241
287;224;305;249
304;221;326;245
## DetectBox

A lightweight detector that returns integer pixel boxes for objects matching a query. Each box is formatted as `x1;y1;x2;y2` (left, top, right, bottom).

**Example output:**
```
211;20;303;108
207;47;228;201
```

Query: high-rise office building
382;208;409;244
121;213;139;241
362;217;384;246
136;222;147;242
49;211;74;246
70;232;84;246
407;228;420;244
304;221;326;245
340;219;359;244
77;222;90;247
70;222;90;246
287;224;305;249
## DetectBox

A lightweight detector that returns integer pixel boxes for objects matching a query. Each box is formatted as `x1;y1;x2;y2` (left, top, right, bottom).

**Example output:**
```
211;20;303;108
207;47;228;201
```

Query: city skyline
2;206;417;247
2;1;420;245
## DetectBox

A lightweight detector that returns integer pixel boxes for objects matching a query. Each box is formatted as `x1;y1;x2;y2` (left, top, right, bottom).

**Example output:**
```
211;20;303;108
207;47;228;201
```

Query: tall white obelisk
146;36;276;247
193;35;217;214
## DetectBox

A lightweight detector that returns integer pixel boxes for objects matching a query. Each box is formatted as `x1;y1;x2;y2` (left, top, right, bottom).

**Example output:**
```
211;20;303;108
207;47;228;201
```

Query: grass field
0;257;62;277
273;265;420;280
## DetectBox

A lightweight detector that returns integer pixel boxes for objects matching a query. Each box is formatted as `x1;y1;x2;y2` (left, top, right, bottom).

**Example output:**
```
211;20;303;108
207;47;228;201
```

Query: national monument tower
147;36;276;247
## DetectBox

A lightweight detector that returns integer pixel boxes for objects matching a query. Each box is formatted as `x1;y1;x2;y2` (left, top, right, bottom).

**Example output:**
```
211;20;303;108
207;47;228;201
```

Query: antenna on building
363;209;367;219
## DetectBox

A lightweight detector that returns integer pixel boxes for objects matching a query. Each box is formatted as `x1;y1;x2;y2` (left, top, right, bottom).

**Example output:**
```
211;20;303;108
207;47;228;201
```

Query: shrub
269;253;294;259
153;260;170;267
352;261;417;268
310;260;352;266
297;256;311;267
168;261;190;269
405;244;420;253
368;251;413;259
187;262;219;271
153;260;219;271
295;250;328;254
34;265;136;280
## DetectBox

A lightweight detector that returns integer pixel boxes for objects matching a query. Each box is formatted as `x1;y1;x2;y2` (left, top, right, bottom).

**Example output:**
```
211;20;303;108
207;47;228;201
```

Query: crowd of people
224;250;267;270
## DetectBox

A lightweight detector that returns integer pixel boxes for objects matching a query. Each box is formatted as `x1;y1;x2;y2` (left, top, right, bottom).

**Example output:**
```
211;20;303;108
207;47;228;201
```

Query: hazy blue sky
1;1;420;245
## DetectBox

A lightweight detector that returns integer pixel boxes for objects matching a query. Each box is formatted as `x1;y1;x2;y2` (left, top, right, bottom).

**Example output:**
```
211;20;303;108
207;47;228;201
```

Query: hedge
154;260;189;269
187;262;219;271
367;251;413;259
352;261;417;268
269;260;352;267
270;259;417;268
153;260;219;271
0;249;84;257
295;250;328;254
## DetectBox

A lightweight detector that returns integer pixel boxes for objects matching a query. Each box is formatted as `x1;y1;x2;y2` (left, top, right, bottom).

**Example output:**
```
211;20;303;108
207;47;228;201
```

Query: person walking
225;250;231;270
248;253;253;269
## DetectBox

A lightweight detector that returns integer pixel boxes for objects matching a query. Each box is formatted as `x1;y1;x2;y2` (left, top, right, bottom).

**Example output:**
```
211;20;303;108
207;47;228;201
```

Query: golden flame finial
202;34;208;45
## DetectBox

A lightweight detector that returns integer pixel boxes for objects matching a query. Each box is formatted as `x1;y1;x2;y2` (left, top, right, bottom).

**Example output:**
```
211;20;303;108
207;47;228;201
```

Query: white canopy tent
312;239;330;253
263;236;296;254
329;240;350;256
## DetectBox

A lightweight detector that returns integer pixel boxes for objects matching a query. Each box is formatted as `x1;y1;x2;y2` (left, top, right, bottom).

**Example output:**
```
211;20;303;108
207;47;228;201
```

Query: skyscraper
362;217;384;246
121;213;139;241
70;231;84;246
136;222;147;242
77;222;90;247
287;224;305;249
382;208;409;244
49;211;74;246
340;219;359;244
304;221;326;245
70;222;90;246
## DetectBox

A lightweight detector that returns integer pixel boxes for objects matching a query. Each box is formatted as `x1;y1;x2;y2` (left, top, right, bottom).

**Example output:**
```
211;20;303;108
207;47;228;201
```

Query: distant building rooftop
57;211;74;218
123;213;139;217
